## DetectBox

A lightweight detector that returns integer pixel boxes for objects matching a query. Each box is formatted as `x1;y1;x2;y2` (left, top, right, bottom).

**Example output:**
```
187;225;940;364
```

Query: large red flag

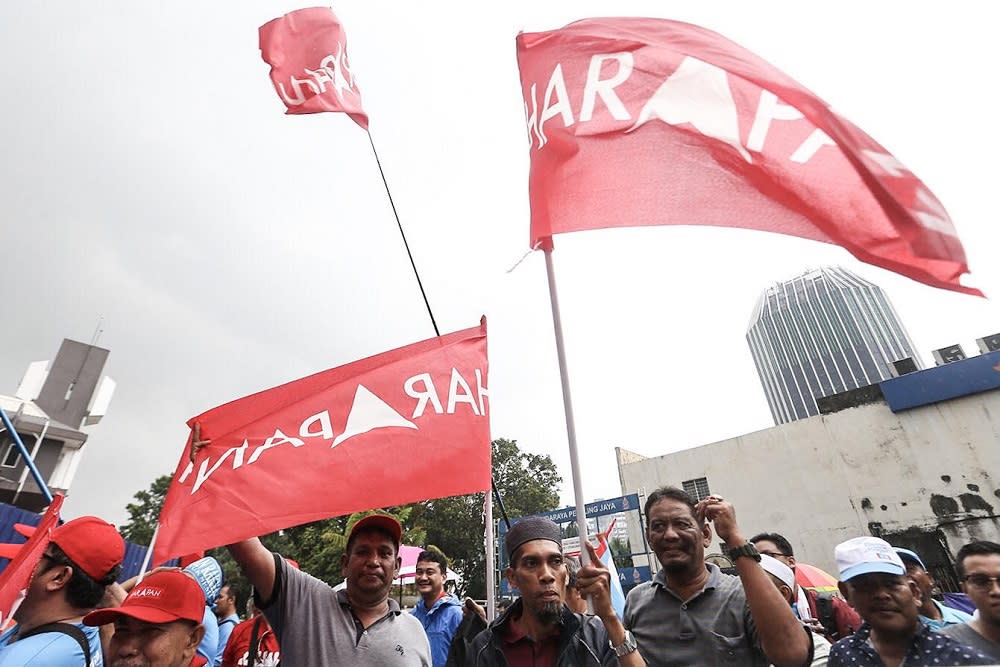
516;18;980;296
259;7;368;129
0;494;63;627
153;320;489;563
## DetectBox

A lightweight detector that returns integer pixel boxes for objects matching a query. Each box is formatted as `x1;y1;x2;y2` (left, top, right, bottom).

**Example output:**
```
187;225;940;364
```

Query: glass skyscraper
747;266;920;424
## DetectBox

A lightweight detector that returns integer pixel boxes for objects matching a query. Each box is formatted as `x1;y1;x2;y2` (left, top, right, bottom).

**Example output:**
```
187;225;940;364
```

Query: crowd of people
1;485;999;666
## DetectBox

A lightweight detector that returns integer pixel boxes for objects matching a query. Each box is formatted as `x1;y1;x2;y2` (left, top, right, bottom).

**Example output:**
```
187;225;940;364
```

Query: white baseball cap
760;554;796;590
835;537;905;581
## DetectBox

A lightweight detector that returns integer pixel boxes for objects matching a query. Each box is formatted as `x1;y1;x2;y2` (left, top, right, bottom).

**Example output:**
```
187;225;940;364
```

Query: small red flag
516;18;980;296
259;7;368;129
0;494;63;626
153;320;490;563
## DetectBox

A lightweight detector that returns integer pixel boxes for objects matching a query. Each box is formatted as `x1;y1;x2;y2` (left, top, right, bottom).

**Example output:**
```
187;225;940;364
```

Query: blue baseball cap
894;548;927;571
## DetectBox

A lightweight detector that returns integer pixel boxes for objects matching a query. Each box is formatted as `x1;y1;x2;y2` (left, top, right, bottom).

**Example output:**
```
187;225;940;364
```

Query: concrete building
747;266;921;424
618;344;1000;590
0;339;114;512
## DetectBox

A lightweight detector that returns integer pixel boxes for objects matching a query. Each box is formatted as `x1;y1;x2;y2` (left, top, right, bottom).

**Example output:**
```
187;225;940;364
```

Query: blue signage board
498;493;641;534
880;349;1000;412
618;566;652;589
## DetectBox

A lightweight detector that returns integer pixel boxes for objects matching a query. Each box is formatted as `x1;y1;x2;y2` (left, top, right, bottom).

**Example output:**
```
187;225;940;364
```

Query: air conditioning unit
976;333;1000;354
932;344;966;366
890;358;918;377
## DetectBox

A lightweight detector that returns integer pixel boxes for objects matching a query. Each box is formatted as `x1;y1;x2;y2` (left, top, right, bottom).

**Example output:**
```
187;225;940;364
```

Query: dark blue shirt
828;622;995;666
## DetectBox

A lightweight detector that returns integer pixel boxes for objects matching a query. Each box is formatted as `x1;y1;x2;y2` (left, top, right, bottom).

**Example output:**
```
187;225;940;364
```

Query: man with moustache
411;550;463;667
227;514;430;665
623;487;812;667
83;569;208;667
828;536;993;666
467;516;645;666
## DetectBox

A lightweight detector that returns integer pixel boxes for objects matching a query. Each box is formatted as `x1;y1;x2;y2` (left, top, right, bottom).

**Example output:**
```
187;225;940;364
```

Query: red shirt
500;615;560;667
220;615;281;667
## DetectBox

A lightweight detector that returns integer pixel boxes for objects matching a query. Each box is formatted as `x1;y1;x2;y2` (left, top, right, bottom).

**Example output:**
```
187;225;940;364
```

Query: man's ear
838;581;853;608
44;564;73;592
701;522;712;548
787;555;797;568
341;552;349;577
505;567;517;591
908;579;923;606
188;623;206;651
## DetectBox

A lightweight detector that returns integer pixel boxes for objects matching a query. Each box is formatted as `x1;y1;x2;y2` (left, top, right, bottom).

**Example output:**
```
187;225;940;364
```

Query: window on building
2;441;19;467
682;477;711;502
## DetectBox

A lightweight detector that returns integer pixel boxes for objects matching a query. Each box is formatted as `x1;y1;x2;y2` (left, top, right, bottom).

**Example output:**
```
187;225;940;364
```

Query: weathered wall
618;389;1000;578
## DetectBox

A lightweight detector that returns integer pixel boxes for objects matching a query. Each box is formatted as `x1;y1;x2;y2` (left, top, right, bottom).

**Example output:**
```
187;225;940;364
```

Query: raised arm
577;541;646;667
227;538;277;602
698;497;810;667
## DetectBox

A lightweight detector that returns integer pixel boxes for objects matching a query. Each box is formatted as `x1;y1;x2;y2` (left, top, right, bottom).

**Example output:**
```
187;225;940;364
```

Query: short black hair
956;540;1000;578
750;533;795;557
346;526;399;557
416;550;448;576
43;543;121;609
644;486;698;526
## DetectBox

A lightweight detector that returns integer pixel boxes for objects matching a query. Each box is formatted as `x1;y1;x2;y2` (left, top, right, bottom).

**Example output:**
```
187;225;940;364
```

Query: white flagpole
136;523;160;583
542;247;591;566
484;492;496;621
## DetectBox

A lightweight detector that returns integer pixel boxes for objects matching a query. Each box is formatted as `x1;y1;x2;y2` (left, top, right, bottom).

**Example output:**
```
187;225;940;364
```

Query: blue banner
499;493;641;533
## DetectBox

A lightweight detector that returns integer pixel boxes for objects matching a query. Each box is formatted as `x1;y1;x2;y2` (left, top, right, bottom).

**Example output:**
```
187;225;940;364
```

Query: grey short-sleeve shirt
623;562;766;667
258;554;430;666
942;623;1000;662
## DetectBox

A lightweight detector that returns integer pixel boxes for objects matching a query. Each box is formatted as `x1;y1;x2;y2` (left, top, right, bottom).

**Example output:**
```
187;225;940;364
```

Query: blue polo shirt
0;622;102;666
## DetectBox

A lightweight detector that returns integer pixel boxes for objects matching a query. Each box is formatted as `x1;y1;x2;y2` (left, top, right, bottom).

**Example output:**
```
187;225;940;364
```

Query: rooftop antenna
90;315;104;347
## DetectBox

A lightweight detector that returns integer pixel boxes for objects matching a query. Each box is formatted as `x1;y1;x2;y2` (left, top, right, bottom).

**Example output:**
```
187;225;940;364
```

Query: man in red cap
227;513;431;665
0;516;125;666
84;569;208;667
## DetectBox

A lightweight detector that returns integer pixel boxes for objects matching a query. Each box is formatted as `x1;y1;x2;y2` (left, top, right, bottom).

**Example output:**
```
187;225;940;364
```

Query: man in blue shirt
0;516;125;666
410;550;462;667
894;547;973;630
212;584;240;666
829;536;993;666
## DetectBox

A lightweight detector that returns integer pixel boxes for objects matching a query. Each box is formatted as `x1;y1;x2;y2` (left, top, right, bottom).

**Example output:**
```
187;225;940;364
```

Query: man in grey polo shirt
227;514;430;665
623;487;812;667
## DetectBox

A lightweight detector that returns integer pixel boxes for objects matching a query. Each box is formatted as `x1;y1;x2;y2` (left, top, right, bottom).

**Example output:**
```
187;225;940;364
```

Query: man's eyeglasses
963;574;1000;591
758;551;790;560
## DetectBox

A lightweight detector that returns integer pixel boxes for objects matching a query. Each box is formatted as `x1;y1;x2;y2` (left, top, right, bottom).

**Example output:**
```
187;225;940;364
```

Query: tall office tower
747;266;920;424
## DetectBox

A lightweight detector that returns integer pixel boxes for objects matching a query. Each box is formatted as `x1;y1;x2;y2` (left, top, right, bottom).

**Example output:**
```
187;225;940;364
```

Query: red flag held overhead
259;7;368;129
516;18;980;295
153;320;490;563
0;494;63;626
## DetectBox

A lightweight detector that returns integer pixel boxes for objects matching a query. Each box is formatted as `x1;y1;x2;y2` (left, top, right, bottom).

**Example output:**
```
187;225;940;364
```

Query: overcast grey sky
1;2;997;529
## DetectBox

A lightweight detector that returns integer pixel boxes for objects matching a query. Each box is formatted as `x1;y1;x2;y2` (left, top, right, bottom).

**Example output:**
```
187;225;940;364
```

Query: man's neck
421;591;444;610
663;562;710;600
347;589;391;627
14;600;86;636
971;615;1000;645
869;623;919;667
512;608;560;642
919;598;942;620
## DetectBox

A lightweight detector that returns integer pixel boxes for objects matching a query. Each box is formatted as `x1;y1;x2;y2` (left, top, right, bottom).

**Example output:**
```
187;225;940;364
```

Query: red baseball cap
83;570;205;627
349;514;402;548
0;516;124;581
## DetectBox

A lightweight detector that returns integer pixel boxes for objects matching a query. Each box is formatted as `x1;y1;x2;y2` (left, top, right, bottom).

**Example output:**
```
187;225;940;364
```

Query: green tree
120;473;172;545
414;438;562;598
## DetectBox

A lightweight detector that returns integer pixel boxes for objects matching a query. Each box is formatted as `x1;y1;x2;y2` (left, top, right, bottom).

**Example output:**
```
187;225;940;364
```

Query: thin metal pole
13;418;50;505
542;247;591;567
491;477;511;531
366;130;439;337
0;406;53;504
485;492;496;621
137;523;160;583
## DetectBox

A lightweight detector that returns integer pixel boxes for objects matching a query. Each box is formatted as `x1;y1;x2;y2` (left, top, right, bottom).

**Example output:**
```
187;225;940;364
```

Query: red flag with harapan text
516;18;980;296
259;7;368;129
153;320;489;563
0;494;62;627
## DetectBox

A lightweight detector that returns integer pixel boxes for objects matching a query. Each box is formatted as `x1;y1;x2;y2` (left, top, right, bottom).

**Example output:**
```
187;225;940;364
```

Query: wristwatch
610;630;638;656
728;542;762;562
